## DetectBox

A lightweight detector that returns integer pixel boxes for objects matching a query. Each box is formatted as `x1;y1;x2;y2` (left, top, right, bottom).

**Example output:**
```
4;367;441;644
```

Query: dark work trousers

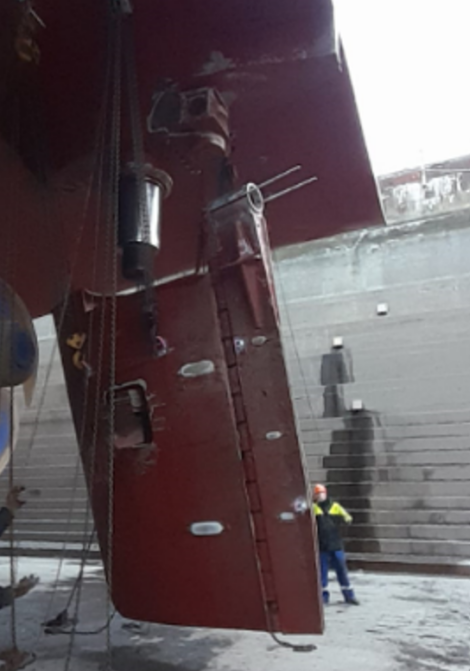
320;550;356;603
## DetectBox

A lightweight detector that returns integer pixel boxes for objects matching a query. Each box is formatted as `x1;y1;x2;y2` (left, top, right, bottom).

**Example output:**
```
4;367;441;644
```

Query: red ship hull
0;0;382;633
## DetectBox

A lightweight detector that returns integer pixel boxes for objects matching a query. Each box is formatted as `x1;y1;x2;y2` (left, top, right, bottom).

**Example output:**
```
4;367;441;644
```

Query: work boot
345;596;360;606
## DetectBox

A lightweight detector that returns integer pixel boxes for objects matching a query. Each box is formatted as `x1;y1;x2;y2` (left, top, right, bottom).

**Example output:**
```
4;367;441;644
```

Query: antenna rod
264;175;318;204
258;165;302;189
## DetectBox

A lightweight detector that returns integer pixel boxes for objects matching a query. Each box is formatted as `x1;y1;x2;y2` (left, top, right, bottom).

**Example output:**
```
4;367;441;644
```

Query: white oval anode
190;521;225;536
178;360;215;378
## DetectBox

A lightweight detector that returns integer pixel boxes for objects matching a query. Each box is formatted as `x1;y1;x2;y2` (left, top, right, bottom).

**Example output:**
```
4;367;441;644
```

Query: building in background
379;156;470;224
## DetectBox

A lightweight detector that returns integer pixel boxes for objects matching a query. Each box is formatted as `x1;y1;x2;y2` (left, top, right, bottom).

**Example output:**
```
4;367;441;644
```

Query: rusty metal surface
56;271;322;633
58;279;266;629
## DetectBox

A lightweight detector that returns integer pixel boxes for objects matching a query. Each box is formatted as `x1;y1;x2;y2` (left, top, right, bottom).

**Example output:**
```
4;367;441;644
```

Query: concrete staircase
275;214;470;572
0;317;94;557
301;411;470;569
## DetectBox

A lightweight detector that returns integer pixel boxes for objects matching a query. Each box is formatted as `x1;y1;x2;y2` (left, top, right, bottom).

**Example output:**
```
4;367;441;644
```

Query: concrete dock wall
274;211;470;570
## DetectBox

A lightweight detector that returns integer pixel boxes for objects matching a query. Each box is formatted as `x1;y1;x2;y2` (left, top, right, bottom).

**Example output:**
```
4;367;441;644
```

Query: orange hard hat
313;484;327;496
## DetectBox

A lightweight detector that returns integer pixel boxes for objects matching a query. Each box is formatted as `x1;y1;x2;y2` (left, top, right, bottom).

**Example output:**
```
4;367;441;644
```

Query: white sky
335;0;470;175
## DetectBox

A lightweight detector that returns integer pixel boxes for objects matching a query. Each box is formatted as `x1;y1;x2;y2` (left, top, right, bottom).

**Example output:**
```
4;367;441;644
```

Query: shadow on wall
320;342;354;418
320;343;381;555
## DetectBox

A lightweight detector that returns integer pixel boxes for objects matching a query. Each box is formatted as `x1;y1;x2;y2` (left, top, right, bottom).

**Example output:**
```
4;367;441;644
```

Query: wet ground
0;558;468;671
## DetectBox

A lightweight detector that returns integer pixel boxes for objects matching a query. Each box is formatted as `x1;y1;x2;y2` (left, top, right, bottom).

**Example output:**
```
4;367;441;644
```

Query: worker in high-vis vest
313;483;359;605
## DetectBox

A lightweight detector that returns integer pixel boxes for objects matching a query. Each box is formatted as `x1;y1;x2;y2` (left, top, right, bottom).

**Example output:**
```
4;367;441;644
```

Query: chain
61;106;113;671
4;179;19;650
39;16;117;656
21;76;109;478
60;6;122;670
4;90;20;657
61;299;106;671
105;8;122;670
124;18;149;244
123;17;163;352
16;21;115;633
63;9;122;670
8;386;17;652
0;4;120;668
